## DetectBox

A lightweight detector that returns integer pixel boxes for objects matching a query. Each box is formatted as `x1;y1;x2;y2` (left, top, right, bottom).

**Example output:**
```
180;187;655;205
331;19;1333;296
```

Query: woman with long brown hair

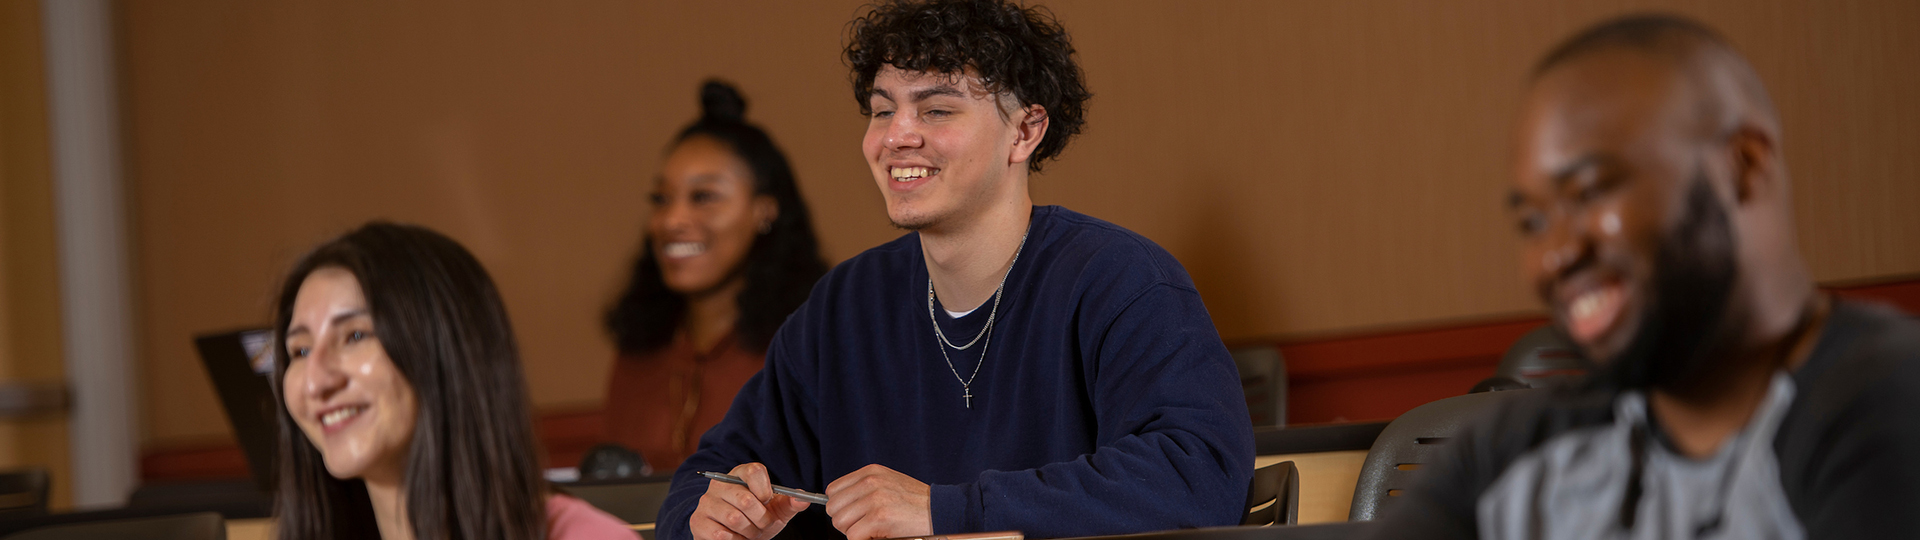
271;222;633;539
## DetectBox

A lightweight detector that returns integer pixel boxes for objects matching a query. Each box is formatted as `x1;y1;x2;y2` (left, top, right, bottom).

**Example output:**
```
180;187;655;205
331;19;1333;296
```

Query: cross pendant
963;387;973;409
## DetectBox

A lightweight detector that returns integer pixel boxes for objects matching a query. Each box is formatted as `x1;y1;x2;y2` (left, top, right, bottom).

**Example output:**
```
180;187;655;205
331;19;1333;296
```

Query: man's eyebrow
1509;153;1610;209
1548;154;1602;190
871;88;891;101
912;85;967;102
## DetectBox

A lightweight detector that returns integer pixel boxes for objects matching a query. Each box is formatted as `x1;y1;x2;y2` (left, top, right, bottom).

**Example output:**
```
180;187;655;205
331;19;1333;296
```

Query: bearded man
1376;14;1920;540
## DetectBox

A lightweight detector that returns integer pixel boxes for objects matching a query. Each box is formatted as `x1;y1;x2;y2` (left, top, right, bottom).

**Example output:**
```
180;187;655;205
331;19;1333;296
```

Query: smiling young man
1372;15;1920;540
653;2;1254;540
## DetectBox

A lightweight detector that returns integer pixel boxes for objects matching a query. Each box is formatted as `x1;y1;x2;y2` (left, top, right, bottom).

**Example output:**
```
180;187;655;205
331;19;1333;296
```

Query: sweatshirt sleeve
1781;325;1920;540
927;282;1256;538
654;309;822;540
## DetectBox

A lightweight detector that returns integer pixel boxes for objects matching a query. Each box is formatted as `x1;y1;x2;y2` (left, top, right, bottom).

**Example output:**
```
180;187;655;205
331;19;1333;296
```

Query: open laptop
192;328;279;492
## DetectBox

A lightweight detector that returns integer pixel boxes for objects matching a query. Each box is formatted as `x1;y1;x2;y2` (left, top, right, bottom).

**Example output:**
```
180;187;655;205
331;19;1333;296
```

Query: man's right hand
689;463;813;540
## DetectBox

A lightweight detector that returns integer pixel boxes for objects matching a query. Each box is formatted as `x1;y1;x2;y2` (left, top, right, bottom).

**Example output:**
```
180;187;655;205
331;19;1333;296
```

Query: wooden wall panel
0;0;72;509
118;0;1920;449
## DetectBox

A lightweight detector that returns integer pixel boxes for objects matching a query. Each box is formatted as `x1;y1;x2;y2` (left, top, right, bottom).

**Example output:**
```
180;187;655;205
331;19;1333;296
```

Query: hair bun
699;80;748;122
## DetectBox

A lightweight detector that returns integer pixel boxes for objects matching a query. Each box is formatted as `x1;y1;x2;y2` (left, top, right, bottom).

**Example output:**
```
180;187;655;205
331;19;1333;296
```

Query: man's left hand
824;464;933;540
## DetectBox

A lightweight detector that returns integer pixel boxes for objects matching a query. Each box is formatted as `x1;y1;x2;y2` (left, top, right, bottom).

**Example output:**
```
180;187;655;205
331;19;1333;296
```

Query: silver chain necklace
927;229;1028;409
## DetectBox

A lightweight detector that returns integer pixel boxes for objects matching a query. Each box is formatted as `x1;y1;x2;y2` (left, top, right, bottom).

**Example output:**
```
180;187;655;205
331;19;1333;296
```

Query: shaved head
1534;14;1782;152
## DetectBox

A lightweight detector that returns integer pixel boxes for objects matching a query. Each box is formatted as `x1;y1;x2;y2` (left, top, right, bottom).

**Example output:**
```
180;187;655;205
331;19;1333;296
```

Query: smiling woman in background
603;80;829;473
272;222;634;539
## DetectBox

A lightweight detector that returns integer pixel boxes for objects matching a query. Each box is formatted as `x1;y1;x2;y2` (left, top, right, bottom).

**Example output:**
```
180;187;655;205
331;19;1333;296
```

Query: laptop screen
238;330;273;375
194;328;279;491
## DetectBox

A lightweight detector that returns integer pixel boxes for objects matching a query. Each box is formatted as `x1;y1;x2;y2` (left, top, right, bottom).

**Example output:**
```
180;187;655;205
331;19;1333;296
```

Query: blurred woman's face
282;267;419;483
650;136;777;298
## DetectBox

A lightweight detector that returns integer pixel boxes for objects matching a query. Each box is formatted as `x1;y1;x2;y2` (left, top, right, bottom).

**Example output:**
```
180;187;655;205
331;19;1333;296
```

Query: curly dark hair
605;80;829;355
845;0;1091;172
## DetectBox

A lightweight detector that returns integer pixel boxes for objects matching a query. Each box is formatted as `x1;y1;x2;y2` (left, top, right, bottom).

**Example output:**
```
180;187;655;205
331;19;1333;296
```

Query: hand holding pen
689;463;814;540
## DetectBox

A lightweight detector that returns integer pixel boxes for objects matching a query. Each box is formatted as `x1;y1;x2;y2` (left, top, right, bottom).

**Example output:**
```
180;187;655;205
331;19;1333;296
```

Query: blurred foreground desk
1062;522;1377;540
220;517;649;540
221;521;1385;540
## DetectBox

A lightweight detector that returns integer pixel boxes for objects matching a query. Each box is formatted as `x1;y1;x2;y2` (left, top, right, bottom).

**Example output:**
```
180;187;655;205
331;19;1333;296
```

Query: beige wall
1;0;72;507
119;0;1920;448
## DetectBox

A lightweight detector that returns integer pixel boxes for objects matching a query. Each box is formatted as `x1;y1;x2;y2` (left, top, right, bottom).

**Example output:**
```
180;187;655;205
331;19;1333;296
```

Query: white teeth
1572;293;1598;320
1570;289;1614;321
663;242;706;258
890;167;935;181
321;406;365;428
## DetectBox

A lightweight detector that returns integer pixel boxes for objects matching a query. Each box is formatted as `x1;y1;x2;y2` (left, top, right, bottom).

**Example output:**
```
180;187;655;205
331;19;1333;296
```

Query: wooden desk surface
1256;450;1367;524
228;518;272;540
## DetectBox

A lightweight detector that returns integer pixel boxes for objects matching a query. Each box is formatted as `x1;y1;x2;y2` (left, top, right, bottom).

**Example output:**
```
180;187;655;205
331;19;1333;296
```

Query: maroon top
604;331;766;473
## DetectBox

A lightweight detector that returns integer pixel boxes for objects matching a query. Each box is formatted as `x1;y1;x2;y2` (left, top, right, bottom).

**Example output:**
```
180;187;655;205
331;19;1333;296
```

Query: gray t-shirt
1367;300;1920;540
1477;374;1803;539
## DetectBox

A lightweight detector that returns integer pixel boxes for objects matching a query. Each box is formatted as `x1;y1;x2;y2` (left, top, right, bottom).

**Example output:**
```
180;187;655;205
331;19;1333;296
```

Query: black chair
1242;460;1298;526
0;468;49;519
1347;390;1526;521
1492;326;1589;388
0;511;225;540
1231;345;1287;428
578;443;652;481
566;478;673;539
1467;375;1529;394
124;480;272;519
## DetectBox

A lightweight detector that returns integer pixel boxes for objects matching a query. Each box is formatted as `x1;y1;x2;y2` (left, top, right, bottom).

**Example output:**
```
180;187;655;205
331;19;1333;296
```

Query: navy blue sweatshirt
656;206;1255;540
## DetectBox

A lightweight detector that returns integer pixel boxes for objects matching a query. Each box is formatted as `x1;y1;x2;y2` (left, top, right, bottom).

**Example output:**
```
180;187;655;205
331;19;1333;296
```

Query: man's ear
1009;104;1049;166
1726;124;1780;205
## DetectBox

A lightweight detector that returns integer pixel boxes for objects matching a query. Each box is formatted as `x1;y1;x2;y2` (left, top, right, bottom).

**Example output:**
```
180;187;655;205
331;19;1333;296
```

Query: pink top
547;494;639;540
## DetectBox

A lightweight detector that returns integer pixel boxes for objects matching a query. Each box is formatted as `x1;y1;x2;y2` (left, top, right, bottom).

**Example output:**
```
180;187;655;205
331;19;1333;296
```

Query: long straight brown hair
270;222;547;539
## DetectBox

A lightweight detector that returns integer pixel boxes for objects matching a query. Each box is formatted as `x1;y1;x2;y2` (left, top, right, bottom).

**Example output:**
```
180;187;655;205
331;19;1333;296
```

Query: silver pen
698;471;830;505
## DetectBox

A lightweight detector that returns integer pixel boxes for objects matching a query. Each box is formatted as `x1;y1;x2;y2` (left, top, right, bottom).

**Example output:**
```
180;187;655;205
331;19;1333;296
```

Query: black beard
1595;173;1741;392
